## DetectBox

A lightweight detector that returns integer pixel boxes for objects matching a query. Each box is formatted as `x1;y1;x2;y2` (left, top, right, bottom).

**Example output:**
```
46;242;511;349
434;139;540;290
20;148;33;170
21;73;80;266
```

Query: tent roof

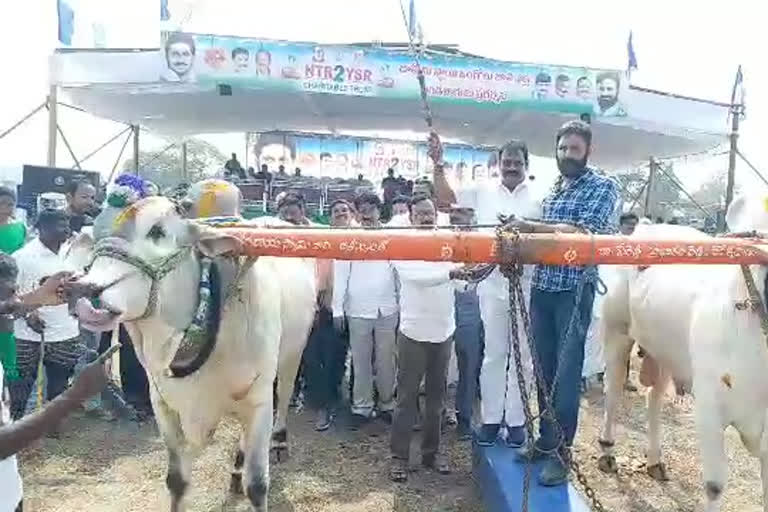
52;39;732;170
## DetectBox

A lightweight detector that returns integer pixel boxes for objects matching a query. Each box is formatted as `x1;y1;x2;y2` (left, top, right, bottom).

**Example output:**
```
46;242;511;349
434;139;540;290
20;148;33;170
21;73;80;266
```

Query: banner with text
162;32;628;117
247;132;495;183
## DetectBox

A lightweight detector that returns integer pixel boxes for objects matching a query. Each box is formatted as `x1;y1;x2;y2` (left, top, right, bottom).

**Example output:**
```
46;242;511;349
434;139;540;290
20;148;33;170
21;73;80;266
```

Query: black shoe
475;423;500;447
538;455;569;486
504;425;526;448
378;410;393;425
315;409;332;432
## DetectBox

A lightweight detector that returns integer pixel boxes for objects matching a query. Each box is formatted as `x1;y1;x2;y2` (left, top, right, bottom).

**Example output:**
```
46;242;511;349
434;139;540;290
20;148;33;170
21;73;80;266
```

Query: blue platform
473;442;590;512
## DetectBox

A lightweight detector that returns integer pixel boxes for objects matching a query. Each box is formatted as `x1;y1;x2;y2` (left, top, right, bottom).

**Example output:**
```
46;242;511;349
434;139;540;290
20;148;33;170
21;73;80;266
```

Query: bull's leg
757;409;768;512
597;329;633;474
694;391;727;512
230;435;246;495
244;400;273;512
646;371;671;481
153;395;194;512
760;451;768;512
272;351;301;462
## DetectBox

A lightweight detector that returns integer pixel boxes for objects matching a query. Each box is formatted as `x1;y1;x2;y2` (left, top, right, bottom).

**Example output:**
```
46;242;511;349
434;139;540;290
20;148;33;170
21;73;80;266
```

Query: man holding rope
508;120;619;486
430;134;541;449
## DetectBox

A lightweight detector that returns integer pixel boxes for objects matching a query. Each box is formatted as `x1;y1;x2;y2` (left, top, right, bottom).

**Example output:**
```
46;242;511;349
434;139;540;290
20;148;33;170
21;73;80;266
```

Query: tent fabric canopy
51;37;731;170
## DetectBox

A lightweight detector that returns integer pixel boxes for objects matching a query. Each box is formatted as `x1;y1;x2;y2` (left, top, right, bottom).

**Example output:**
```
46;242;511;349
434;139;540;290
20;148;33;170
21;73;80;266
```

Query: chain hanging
496;227;607;512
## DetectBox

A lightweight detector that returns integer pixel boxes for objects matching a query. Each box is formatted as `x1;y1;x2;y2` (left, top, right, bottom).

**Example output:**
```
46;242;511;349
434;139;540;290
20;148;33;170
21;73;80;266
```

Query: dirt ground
19;378;764;512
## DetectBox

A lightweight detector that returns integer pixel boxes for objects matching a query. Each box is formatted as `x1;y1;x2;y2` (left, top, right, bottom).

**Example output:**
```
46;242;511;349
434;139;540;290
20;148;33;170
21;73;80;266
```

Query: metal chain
496;227;607;512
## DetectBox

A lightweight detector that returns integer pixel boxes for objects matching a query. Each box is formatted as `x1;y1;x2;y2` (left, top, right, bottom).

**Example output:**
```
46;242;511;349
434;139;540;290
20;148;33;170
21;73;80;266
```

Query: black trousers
302;308;349;410
99;326;151;410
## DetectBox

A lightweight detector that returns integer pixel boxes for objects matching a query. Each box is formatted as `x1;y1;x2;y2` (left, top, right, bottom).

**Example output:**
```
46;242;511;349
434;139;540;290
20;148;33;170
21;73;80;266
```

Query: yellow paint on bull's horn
197;181;232;218
113;203;138;230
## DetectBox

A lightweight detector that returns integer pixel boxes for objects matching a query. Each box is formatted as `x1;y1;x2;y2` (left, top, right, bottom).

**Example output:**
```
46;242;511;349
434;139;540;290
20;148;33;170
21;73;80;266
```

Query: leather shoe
538;455;569;487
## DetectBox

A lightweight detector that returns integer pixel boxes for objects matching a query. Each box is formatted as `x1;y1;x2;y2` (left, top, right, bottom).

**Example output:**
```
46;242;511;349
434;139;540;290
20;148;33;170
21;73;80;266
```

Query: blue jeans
530;284;595;450
454;290;483;423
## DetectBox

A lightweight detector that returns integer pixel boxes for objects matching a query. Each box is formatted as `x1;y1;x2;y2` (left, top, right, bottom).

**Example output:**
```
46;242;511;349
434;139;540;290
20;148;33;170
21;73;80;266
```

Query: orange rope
220;227;767;265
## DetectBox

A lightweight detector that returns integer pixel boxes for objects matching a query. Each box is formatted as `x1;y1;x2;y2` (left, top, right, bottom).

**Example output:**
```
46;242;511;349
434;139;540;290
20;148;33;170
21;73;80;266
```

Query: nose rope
88;240;193;320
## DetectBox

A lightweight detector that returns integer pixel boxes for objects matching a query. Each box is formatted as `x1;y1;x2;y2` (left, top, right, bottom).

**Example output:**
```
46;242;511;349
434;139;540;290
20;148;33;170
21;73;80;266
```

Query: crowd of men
2;118;631;511
270;120;625;485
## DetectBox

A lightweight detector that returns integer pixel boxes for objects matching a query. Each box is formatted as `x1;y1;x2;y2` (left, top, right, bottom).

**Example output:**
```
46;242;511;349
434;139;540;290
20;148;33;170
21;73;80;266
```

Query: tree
691;170;732;211
614;163;682;219
122;138;226;189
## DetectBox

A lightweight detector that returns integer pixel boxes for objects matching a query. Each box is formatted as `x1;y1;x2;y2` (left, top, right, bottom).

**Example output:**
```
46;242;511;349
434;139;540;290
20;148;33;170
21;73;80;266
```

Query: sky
0;0;765;201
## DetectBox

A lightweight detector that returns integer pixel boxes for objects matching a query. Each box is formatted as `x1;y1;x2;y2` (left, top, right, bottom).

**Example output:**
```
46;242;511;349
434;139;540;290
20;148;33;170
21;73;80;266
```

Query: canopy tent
50;32;732;170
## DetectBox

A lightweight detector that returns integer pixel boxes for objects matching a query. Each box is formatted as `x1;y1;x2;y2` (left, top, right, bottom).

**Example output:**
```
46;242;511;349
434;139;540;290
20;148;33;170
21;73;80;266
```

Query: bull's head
68;196;242;333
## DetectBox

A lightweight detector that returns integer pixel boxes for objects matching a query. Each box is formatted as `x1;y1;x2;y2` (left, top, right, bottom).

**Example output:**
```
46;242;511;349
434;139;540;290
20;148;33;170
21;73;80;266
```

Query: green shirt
0;222;26;255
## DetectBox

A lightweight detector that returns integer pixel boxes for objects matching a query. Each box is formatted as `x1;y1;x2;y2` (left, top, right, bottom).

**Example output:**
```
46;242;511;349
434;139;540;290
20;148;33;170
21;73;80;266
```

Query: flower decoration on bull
107;174;148;208
92;174;149;240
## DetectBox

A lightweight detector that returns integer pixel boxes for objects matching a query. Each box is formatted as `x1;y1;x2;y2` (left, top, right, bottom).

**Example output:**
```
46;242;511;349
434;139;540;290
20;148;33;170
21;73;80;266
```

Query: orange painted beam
220;227;768;265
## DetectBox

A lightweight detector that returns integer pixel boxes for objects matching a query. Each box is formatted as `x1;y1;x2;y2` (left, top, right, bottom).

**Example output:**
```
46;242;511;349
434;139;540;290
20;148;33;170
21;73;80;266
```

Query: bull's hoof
229;473;243;495
597;454;618;474
647;463;669;481
246;480;268;510
270;445;289;463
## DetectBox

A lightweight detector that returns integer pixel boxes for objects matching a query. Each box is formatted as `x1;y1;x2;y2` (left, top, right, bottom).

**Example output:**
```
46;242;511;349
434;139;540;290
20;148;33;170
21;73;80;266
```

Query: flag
408;0;416;38
730;65;745;106
407;0;423;44
161;0;171;21
627;31;638;72
57;0;75;45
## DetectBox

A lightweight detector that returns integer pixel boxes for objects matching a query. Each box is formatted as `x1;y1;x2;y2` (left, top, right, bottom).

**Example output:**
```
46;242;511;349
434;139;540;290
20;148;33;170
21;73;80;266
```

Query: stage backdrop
247;132;496;183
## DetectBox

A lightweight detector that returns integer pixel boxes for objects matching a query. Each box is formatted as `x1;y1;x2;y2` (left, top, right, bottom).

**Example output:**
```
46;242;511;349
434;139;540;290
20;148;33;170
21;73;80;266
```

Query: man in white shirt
389;194;465;482
332;192;399;424
387;178;451;227
11;209;82;418
431;133;541;449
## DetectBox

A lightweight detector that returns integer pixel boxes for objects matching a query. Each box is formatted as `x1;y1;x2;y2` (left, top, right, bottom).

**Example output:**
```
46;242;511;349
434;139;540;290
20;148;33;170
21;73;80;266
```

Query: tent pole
244;132;249;170
0;101;46;142
722;104;741;230
75;126;133;169
181;141;188;181
56;123;82;170
132;125;140;175
108;130;133;183
643;158;656;218
47;86;58;167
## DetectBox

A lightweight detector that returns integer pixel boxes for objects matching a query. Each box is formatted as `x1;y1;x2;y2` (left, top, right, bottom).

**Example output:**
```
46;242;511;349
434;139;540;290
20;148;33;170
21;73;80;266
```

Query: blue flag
408;0;416;38
57;0;74;45
731;65;744;106
161;0;171;21
627;31;638;72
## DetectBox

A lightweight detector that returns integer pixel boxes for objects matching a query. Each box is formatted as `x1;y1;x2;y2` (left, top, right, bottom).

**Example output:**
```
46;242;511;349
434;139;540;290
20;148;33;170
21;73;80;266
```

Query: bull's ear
189;223;243;258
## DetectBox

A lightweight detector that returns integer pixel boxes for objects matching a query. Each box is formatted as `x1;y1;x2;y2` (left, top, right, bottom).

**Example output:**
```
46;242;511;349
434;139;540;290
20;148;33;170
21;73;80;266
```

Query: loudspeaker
218;84;232;96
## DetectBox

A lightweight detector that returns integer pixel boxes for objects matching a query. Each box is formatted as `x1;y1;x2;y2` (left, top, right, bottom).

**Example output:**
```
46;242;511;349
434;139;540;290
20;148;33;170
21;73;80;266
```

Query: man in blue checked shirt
507;120;619;486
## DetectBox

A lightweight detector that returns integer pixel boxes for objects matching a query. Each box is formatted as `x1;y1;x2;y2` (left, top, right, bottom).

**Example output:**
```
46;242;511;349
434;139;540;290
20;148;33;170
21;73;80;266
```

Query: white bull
598;195;768;511
70;197;316;512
